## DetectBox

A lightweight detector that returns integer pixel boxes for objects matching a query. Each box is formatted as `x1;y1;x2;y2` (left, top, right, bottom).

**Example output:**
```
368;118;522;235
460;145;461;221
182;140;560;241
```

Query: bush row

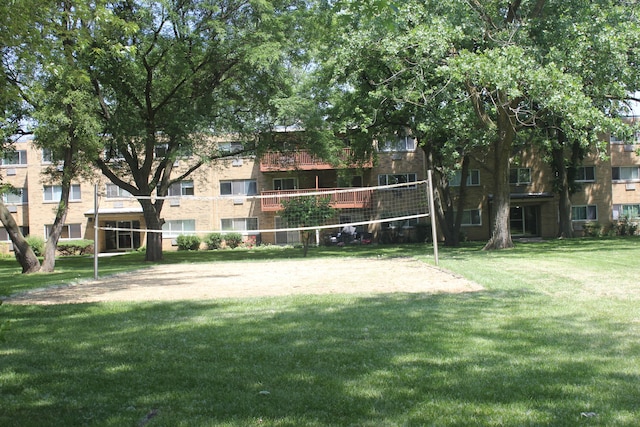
175;232;245;251
25;237;95;256
583;217;639;237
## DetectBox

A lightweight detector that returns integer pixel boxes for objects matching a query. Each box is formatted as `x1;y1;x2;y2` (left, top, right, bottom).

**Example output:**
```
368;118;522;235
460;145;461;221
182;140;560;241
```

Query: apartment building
1;120;638;254
449;116;640;240
0;133;426;253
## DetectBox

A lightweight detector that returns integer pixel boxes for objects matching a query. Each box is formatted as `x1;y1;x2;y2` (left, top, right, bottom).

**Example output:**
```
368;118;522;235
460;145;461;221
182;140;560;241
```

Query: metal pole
93;184;99;279
427;170;439;266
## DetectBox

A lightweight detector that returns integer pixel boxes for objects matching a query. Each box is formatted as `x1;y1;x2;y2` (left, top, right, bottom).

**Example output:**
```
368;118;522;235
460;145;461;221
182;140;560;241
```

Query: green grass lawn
1;238;639;426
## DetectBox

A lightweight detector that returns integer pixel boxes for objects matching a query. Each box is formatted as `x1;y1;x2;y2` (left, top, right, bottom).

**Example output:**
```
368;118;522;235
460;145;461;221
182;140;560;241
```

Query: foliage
280;195;336;256
24;236;44;257
610;217;639;236
223;232;244;249
56;240;94;256
204;233;223;250
175;234;202;251
583;222;603;237
319;0;640;250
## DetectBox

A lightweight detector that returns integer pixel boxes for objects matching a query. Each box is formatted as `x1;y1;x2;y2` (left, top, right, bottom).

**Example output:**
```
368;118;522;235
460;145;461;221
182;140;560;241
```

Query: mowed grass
0;238;639;426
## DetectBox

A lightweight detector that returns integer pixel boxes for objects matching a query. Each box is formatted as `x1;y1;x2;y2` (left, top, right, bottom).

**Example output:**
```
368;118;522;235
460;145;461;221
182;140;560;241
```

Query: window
42;148;54;164
459;209;482;226
450;170;480;187
575;166;596;182
572;205;597;221
221;217;258;231
610;131;640;144
169;180;195;196
1;227;28;242
379;136;416;152
610;134;625;144
1;150;27;166
45;224;82;240
2;188;27;204
612;167;640;181
218;142;244;154
378;173;417;186
220;180;257;196
162;219;196;238
106;183;132;198
509;168;531;185
273;178;296;191
104;145;126;161
43;184;81;202
154;144;168;158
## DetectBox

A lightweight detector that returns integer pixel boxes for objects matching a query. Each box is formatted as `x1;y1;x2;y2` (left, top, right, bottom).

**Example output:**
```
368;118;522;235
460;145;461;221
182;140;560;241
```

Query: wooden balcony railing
260;188;373;212
259;148;372;172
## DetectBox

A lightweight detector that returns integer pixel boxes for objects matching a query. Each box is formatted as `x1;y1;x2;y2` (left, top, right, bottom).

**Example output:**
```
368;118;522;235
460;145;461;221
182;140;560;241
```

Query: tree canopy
315;0;640;249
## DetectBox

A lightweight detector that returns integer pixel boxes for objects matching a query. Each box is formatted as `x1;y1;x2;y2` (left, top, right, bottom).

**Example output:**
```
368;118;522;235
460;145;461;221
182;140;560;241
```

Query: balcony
260;188;374;212
259;148;372;172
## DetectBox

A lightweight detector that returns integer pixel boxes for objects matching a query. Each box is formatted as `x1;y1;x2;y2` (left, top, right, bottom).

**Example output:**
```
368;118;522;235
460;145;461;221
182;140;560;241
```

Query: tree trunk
140;199;164;262
40;178;72;273
302;231;311;257
452;155;471;246
483;114;515;250
552;142;574;238
0;201;40;273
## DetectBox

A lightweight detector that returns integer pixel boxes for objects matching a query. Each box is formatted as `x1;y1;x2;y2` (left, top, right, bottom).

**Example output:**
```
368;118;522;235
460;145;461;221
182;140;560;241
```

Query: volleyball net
94;179;433;242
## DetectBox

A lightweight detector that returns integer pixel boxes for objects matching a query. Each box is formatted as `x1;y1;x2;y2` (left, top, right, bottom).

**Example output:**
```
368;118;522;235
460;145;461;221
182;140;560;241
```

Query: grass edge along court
1;238;639;426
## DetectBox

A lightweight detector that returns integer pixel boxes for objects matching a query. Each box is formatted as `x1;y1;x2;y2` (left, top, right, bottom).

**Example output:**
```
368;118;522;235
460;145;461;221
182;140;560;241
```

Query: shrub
57;240;94;256
204;233;223;250
25;235;44;257
583;222;602;237
176;234;202;251
224;232;243;249
610;217;638;236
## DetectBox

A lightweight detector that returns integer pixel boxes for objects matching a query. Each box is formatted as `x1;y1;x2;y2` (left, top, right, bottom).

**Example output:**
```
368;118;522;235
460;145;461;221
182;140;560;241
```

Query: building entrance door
509;205;539;237
104;220;140;251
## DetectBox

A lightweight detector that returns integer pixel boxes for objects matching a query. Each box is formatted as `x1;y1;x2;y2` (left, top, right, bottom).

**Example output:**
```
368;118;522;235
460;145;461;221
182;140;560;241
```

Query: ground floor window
45;223;82;239
460;209;482;226
221;217;258;231
572;205;597;221
162;219;196;238
613;204;640;219
275;216;300;245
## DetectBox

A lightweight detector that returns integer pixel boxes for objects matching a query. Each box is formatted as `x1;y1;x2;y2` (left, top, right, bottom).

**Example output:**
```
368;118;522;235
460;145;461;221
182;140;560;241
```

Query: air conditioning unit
625;183;636;191
232;158;243;167
624;145;635;152
233;198;243;205
391;154;403;160
170;198;181;207
6;168;16;176
8;206;17;213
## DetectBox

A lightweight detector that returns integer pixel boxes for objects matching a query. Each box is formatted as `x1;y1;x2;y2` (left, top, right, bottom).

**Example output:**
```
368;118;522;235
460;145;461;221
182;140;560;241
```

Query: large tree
86;0;309;261
2;1;108;272
320;0;639;249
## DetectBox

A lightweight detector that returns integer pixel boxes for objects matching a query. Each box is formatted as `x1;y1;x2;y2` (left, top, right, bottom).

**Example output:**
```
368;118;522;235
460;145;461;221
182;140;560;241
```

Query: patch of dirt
4;257;483;305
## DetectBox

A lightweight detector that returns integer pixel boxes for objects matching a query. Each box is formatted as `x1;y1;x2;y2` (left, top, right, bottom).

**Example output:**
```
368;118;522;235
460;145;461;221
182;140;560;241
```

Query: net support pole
427;170;439;266
93;184;99;279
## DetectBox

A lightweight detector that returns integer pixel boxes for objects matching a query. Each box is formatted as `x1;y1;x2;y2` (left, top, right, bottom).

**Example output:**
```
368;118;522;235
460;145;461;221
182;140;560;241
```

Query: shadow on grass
1;290;638;426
